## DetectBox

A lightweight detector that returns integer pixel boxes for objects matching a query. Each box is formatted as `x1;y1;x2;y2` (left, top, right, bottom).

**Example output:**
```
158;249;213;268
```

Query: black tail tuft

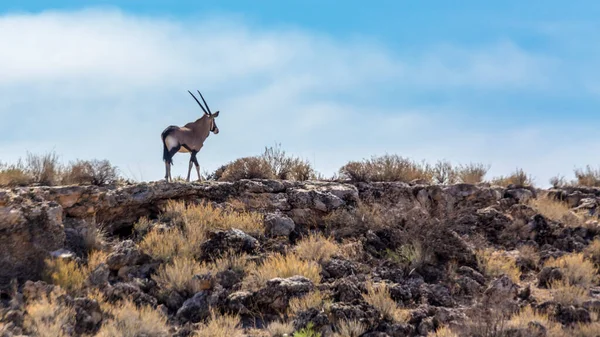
161;126;179;165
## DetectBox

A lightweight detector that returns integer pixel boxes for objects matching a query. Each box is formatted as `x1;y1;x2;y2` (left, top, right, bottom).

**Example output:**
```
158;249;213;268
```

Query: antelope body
161;90;220;182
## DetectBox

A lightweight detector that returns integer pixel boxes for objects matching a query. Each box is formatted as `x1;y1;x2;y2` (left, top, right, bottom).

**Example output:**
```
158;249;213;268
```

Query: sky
1;1;600;186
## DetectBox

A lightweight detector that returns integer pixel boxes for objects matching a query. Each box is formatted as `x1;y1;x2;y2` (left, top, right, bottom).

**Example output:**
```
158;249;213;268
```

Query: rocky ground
1;179;599;336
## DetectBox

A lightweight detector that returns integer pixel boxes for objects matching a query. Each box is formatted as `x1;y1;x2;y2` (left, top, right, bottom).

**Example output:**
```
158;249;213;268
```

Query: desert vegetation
2;145;600;336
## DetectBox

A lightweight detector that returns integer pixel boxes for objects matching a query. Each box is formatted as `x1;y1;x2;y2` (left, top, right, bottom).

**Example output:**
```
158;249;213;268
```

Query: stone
264;212;295;237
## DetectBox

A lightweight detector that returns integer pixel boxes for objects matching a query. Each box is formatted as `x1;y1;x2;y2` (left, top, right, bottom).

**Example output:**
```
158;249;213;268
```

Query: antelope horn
197;90;212;115
188;90;209;115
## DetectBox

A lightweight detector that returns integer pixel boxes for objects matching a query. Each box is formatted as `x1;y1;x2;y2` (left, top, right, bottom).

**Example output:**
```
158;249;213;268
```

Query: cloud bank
0;8;598;186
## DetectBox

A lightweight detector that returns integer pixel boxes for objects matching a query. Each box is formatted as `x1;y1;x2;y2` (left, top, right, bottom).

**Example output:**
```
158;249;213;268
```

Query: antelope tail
161;126;179;165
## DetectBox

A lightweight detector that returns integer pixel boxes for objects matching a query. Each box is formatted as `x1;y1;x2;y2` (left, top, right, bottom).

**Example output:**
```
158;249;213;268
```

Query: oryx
161;90;220;182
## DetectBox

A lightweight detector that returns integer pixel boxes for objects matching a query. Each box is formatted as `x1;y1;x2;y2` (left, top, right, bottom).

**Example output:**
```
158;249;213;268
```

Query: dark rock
73;297;102;335
226;291;253;315
457;266;485;285
332;277;363;304
104;282;157;308
176;291;210;323
537;267;563;288
254;276;314;313
87;263;110;287
554;305;591;325
199;229;259;260
421;284;455;307
264;212;295;237
322;258;361;279
106;240;150;271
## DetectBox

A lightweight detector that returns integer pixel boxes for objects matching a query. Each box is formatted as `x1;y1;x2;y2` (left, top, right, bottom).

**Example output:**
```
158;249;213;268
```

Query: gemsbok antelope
161;90;220;182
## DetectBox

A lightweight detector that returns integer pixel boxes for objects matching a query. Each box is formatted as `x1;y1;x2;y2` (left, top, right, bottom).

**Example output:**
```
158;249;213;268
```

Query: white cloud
0;8;597;187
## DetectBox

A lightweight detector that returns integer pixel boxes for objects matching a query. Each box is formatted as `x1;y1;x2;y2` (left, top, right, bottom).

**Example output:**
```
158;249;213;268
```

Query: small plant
476;248;521;283
265;320;295;337
432;160;456;184
153;256;211;296
387;241;433;271
338;154;433;183
295;233;340;264
293;322;321;337
23;290;74;337
529;196;584;228
288;290;327;315
544;252;597;288
574;165;600;187
44;250;108;294
219;156;275;181
584;238;600;267
427;326;459;337
490;168;534;187
194;310;245;337
96;298;169;337
455;163;489;184
362;282;409;322
333;319;366;337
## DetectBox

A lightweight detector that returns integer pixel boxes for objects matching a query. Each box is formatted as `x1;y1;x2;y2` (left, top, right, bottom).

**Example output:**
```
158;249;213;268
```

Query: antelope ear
212;111;220;117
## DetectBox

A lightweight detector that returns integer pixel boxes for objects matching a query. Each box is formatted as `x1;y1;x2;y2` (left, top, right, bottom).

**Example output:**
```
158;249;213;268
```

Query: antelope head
188;90;220;134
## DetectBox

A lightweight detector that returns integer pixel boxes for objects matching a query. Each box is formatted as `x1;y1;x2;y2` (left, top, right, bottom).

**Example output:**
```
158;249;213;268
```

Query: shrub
476;248;521;283
432;160;457;184
504;306;562;335
363;282;409;322
338;154;432;183
62;159;119;186
584;238;600;267
427;326;459;337
153;256;211;295
243;252;321;291
96;298;169;337
544;253;597;288
549;279;589;306
194;310;245;337
288;290;328;315
23;290;74;337
387;241;434;272
574;165;600;187
266;321;295;337
490;168;534;187
295;233;340;264
0;159;31;187
219;156;275;181
25;151;61;186
140;201;263;261
333;319;367;337
44;250;108;294
455;163;489;184
262;143;315;181
529;196;583;228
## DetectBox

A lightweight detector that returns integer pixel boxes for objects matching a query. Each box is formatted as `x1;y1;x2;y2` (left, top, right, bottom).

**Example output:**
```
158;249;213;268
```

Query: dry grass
288;290;328;315
262;143;316;181
339;154;433;183
295;233;340;264
476;248;521;283
491;168;534;187
362;282;409;322
548;279;589;306
243;252;321;291
574;165;600;187
529;196;584;227
456;163;489;184
387;241;434;271
153;256;212;295
427;326;459;337
23;290;74;337
333;319;367;337
517;244;540;269
544;252;597;288
264;320;295;337
44;250;108;294
140;200;263;261
96;298;169;337
504;305;563;336
194;310;245;337
568;322;600;337
0;151;121;187
584;238;600;266
219;156;275;181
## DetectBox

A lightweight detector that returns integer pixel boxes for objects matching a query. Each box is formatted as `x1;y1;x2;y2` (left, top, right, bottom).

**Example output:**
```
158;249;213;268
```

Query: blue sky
1;1;599;185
